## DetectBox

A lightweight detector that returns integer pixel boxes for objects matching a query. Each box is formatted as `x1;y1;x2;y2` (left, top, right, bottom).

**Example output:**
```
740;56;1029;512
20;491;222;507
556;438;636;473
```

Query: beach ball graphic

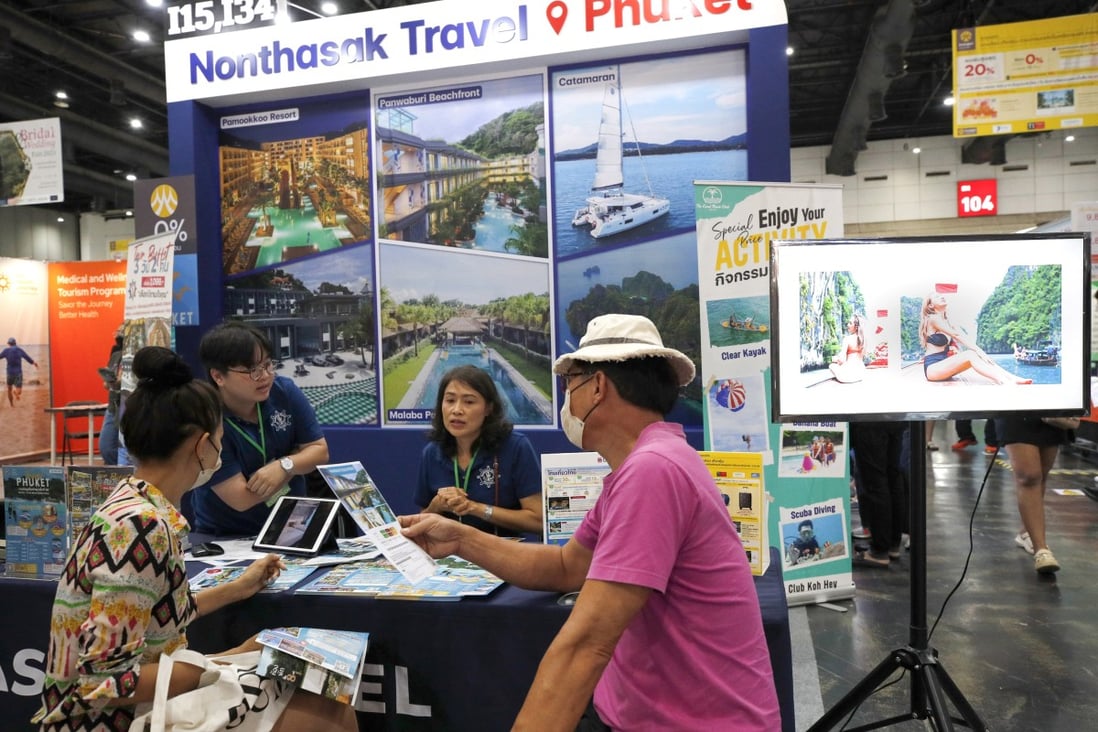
149;184;179;218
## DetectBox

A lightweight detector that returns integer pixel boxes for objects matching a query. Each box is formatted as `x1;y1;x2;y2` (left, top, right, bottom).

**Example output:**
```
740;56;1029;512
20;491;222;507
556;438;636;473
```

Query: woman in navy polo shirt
193;322;329;536
415;365;542;536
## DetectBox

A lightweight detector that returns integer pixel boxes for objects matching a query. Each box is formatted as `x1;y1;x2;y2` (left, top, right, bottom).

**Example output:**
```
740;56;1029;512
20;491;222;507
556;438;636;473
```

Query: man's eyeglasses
558;371;592;391
227;360;276;381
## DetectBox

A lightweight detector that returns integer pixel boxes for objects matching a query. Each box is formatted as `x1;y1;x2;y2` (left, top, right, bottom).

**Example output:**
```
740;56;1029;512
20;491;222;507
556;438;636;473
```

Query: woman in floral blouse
34;346;356;732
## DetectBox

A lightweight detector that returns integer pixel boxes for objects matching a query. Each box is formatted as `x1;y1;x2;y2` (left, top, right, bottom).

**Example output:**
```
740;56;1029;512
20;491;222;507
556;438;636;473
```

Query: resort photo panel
218;92;374;277
555;230;702;426
373;72;549;258
378;241;553;428
549;46;747;257
223;242;379;426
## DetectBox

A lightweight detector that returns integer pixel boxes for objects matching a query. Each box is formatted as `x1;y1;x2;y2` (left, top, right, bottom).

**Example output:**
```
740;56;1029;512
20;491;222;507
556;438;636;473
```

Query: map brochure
3;465;68;578
67;465;134;539
541;452;610;546
700;450;769;576
256;627;370;704
296;555;504;601
316;461;436;584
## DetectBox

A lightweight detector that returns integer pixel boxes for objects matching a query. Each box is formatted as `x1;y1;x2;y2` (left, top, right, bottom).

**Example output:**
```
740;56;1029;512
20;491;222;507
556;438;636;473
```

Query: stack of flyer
256;627;370;704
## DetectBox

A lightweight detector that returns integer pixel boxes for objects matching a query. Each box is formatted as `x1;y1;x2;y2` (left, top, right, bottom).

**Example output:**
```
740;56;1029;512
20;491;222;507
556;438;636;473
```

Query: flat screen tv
770;233;1091;422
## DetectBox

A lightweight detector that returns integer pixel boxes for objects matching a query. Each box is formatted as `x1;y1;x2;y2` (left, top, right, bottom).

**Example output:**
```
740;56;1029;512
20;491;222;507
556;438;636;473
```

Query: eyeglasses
227;359;276;381
558;371;593;391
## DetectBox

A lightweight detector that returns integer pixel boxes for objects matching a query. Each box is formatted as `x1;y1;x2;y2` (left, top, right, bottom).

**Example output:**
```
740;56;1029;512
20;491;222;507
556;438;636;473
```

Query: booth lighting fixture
130;118;143;129
132;29;151;43
943;96;955;106
125;173;138;182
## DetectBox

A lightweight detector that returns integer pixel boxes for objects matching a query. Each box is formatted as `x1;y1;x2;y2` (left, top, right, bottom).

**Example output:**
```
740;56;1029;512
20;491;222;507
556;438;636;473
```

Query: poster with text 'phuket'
695;181;852;606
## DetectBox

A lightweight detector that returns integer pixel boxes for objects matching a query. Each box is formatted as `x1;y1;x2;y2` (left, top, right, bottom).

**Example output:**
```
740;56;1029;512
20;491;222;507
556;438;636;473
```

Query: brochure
3;466;68;578
296;555;504;601
256;627;369;704
67;465;134;539
541;452;610;546
316;461;436;584
188;563;316;593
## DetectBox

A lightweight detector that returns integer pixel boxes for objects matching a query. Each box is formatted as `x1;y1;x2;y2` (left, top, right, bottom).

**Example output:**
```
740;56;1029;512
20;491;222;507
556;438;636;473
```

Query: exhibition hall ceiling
0;0;1092;213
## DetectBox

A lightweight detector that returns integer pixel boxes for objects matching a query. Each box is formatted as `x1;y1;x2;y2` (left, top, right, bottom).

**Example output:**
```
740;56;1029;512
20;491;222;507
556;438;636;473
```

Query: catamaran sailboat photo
571;70;670;239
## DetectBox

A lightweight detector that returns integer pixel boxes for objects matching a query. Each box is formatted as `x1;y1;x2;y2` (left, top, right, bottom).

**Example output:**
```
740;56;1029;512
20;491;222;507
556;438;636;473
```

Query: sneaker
952;438;978;450
1014;532;1035;555
1034;548;1060;574
927;442;939;451
984;445;998;455
852;527;871;540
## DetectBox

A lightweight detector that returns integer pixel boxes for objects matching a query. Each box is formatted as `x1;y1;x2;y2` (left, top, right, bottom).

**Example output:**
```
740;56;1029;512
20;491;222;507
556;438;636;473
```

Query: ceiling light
1065;135;1076;143
125;173;138;182
943;96;955;106
53;100;69;109
146;0;165;7
786;46;794;57
130;118;143;129
321;2;339;14
133;29;151;43
911;146;921;155
57;217;65;223
125;210;134;217
55;90;68;100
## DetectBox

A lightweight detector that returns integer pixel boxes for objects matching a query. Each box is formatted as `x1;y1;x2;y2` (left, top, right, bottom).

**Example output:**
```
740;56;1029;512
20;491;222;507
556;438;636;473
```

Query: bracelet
482;504;494;521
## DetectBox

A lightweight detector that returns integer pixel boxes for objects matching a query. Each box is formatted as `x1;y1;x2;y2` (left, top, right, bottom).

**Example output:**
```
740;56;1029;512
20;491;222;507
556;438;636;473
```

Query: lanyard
226;403;266;463
452;447;480;493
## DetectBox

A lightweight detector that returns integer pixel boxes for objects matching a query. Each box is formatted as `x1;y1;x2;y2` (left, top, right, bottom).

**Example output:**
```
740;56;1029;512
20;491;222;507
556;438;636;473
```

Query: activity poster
695;181;852;605
0;258;50;460
551;47;749;426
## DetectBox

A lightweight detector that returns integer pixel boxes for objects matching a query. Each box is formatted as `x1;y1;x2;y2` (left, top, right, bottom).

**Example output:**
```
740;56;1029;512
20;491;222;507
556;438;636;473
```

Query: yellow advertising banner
952;13;1098;137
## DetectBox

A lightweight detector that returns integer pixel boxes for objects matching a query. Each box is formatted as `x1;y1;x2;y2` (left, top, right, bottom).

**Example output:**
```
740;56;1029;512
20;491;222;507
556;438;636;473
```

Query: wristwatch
279;456;295;474
482;504;494;521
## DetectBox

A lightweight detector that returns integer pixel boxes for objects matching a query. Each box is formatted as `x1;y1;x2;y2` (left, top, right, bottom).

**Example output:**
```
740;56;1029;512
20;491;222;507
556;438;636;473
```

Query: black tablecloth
0;549;792;731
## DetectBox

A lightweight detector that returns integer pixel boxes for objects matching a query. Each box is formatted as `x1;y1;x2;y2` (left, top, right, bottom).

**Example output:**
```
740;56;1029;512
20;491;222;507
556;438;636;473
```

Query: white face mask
191;438;223;490
560;382;598;449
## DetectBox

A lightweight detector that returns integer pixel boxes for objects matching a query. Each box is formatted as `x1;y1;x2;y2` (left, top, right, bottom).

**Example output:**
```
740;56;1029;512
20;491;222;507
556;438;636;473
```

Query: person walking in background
997;417;1071;574
850;420;908;568
97;324;125;464
0;337;37;407
953;418;999;455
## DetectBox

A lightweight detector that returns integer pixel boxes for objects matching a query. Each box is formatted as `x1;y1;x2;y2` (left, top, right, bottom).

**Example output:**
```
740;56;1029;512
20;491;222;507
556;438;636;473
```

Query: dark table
0;549;792;731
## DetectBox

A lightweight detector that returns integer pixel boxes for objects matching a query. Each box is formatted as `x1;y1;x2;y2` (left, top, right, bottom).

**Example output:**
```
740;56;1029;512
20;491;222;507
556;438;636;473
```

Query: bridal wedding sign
695;181;854;606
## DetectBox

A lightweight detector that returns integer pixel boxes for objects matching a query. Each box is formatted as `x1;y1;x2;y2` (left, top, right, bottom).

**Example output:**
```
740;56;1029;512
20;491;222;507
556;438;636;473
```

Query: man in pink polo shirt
401;314;779;730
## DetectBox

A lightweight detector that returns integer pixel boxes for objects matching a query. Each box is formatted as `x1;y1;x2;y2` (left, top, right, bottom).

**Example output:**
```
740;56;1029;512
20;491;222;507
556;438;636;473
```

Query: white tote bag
129;648;290;732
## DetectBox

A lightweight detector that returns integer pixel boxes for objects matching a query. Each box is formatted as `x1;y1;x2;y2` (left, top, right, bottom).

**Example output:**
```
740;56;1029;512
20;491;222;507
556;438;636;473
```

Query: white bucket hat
553;314;696;386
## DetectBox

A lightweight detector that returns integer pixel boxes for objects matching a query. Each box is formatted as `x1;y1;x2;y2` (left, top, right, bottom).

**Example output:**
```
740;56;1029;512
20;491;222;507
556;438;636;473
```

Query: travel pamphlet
67;465;134;539
700;451;769;576
188;563;317;593
296;555;504;601
3;466;68;578
316;461;436;584
541;452;610;546
256;627;369;704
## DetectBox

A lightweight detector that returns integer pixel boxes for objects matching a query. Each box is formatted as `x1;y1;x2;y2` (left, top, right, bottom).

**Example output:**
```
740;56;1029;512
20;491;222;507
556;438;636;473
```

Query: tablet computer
253;496;341;556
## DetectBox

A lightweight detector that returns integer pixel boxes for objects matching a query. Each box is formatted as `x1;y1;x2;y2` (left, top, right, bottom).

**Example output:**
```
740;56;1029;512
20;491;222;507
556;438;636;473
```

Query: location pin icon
546;0;567;34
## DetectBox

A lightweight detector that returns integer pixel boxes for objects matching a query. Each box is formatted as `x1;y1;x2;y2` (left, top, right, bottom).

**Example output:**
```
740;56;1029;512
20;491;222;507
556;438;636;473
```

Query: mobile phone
191;542;224;557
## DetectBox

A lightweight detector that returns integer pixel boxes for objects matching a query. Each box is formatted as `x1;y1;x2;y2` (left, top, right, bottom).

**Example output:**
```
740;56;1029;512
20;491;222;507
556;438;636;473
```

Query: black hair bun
132;346;193;389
